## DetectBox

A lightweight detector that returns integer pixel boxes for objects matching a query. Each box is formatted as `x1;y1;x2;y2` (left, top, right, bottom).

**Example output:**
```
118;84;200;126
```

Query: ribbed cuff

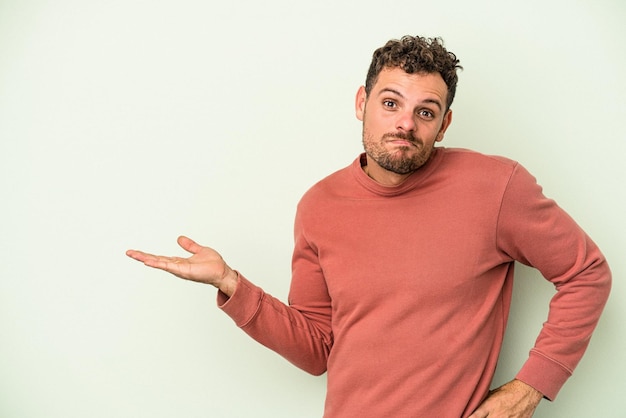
216;272;264;327
515;350;573;401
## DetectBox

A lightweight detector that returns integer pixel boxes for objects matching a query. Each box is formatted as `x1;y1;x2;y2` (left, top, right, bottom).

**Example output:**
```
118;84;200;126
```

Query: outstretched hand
126;236;238;296
468;379;543;418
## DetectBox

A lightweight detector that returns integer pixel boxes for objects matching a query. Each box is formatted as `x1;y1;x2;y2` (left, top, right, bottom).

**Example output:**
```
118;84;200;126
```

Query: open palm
126;236;237;294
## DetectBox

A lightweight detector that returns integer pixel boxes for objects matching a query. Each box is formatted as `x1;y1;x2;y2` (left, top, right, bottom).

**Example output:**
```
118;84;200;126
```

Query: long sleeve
218;174;342;375
216;203;333;375
496;163;612;399
217;268;332;375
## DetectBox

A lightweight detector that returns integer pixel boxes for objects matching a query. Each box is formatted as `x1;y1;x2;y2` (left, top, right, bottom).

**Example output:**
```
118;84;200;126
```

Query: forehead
372;67;448;104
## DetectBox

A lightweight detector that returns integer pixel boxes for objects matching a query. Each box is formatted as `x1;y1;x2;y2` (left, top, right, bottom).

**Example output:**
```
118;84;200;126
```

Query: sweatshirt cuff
216;272;264;327
515;350;572;401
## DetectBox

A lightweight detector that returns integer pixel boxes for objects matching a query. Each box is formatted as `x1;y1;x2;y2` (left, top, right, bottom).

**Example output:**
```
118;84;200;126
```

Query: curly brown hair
365;36;462;111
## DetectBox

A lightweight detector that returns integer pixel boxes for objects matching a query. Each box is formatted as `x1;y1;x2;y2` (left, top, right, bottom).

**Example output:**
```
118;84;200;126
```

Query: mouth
388;139;416;147
384;133;419;148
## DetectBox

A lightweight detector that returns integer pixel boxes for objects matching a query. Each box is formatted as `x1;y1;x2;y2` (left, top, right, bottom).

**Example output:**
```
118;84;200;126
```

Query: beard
362;129;436;175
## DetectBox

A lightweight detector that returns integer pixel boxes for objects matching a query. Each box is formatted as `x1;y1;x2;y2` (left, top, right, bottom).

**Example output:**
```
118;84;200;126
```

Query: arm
217;212;334;374
126;235;333;375
495;164;612;399
469;163;611;417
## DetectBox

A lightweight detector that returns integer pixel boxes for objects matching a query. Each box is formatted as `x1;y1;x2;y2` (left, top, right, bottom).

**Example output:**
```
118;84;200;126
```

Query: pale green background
1;0;624;416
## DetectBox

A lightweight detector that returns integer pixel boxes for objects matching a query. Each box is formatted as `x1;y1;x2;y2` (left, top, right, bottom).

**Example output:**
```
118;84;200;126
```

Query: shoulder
431;148;540;203
441;147;518;171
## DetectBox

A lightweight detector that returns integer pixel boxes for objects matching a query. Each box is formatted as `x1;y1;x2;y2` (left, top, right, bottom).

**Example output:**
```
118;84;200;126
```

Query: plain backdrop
1;0;624;417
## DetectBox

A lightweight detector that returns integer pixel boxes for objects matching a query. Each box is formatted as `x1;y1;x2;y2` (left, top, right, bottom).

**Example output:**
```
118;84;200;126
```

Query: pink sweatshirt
218;148;611;417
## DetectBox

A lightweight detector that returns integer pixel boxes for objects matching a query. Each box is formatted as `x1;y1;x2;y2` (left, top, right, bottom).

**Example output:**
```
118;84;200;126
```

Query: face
356;67;452;182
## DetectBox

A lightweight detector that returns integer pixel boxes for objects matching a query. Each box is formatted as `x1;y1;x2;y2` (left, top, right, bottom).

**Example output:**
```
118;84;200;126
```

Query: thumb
177;235;202;254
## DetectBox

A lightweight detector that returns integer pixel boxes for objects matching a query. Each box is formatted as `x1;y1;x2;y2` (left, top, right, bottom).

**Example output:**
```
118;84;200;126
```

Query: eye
382;100;397;109
418;109;435;119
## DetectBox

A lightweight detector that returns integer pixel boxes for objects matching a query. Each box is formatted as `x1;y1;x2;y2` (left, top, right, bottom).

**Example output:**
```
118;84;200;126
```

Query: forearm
217;273;332;375
517;247;612;399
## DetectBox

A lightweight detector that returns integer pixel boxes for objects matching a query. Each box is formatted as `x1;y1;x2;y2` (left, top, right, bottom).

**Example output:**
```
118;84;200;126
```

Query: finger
177;235;203;255
144;256;180;270
467;401;490;418
127;250;178;270
126;249;156;263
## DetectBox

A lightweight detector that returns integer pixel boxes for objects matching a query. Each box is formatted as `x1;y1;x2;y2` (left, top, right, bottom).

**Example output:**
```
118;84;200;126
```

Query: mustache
383;132;421;144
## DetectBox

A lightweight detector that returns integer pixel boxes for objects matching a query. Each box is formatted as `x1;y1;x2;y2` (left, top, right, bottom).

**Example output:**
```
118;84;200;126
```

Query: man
127;36;611;417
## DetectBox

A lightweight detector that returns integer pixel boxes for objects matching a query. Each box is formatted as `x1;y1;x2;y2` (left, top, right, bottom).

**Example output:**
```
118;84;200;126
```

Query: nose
396;110;416;132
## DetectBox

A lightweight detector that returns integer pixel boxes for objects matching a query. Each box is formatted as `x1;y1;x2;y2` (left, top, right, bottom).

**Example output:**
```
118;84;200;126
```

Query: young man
127;36;611;417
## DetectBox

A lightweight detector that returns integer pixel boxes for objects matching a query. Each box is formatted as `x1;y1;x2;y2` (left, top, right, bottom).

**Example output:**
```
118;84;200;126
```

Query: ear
436;109;453;142
355;86;367;121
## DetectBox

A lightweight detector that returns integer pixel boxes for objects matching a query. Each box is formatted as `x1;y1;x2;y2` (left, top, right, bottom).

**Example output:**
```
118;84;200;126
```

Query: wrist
218;268;239;297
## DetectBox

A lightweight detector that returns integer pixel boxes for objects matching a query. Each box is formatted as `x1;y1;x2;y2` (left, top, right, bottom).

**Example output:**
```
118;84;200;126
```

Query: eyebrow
378;87;443;111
